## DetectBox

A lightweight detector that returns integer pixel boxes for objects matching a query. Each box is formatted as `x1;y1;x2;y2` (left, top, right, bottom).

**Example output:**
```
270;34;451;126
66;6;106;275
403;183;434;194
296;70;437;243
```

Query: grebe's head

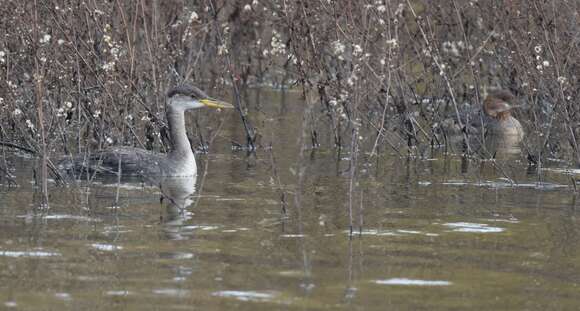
167;84;234;111
483;90;516;120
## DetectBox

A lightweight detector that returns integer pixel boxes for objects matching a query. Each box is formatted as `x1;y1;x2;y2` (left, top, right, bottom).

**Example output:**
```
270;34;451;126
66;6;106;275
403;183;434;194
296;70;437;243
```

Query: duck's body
481;90;524;149
483;115;524;156
59;84;233;179
437;90;524;155
485;115;524;140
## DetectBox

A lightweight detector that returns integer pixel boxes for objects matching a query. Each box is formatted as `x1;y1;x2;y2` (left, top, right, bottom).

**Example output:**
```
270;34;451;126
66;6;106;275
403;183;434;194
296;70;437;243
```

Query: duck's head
167;84;234;111
483;90;517;120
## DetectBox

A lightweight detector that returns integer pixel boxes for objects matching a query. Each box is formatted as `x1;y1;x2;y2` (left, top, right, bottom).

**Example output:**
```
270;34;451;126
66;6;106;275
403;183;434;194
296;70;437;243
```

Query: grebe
60;84;234;178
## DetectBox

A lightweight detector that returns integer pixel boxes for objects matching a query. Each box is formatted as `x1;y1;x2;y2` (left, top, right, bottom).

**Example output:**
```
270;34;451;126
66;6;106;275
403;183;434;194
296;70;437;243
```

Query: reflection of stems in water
72;149;101;188
0;141;65;186
267;139;288;216
348;80;363;236
358;189;364;234
342;238;357;303
534;112;555;183
191;117;227;210
194;117;207;152
114;155;122;207
0;141;25;186
348;126;358;236
0;135;18;187
361;114;404;158
476;145;517;184
454;123;519;183
293;87;313;225
293;82;315;285
0;155;17;187
343;234;365;303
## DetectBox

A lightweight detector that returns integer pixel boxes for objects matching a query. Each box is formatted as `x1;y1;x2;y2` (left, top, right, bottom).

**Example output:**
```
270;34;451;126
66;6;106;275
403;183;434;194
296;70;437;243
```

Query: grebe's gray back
59;84;234;178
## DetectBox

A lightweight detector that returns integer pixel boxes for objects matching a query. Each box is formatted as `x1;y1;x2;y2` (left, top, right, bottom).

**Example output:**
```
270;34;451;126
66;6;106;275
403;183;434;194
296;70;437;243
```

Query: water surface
1;90;580;310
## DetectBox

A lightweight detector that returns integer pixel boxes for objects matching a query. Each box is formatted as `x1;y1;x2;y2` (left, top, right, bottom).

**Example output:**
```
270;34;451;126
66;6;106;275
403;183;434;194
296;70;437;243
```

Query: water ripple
443;222;504;233
212;290;278;302
374;278;452;286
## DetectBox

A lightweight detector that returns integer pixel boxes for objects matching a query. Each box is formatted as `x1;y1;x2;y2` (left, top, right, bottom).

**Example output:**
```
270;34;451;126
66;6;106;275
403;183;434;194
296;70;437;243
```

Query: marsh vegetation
1;1;580;309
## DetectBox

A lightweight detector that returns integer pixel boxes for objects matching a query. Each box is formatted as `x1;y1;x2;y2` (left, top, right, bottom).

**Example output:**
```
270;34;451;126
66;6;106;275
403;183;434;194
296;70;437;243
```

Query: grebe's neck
167;105;194;159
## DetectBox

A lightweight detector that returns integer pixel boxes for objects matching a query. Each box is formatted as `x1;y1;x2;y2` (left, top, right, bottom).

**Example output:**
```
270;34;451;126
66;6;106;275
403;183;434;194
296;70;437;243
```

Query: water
1;90;580;310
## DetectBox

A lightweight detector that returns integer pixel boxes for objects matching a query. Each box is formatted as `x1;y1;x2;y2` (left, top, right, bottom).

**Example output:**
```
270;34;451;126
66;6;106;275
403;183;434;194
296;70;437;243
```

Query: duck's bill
496;104;525;113
508;104;526;110
200;98;235;109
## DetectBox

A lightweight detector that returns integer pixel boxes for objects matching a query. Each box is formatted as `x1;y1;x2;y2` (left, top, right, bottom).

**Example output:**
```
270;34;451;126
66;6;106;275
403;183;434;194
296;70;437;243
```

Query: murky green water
2;90;580;310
